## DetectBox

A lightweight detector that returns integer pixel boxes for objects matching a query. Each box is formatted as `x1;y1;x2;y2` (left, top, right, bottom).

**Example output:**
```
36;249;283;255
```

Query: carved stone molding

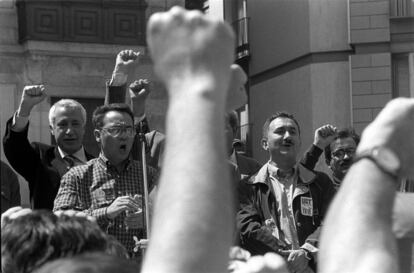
16;0;147;45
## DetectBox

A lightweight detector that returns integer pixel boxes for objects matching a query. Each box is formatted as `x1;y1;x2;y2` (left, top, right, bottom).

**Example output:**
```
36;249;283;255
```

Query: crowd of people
1;6;413;273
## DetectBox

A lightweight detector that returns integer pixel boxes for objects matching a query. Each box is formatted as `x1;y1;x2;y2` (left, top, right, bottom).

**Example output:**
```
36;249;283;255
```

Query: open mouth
119;144;127;152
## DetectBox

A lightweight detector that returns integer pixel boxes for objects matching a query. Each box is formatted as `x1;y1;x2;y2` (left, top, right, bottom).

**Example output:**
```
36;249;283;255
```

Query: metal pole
140;134;151;238
138;123;150;239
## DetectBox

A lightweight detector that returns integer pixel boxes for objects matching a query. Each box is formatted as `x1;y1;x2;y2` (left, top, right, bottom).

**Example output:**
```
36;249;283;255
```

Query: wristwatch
353;146;401;180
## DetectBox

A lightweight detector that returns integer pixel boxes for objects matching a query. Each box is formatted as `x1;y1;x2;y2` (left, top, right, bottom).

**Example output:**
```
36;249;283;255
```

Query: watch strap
353;147;400;181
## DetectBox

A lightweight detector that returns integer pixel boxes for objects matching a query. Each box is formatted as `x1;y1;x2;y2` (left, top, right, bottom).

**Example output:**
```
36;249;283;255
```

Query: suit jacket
1;160;21;213
3;118;94;209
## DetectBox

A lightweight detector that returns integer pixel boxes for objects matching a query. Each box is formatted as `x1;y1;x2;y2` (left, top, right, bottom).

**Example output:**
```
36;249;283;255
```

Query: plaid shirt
53;153;158;253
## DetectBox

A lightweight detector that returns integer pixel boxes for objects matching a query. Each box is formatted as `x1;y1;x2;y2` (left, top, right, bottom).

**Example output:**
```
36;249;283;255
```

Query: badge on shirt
301;197;313;216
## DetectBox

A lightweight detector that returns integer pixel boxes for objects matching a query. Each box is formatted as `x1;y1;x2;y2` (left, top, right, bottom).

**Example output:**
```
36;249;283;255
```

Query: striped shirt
53;153;158;253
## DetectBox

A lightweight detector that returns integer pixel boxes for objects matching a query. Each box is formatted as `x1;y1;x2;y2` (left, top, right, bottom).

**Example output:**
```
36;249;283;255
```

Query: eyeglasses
101;126;136;137
332;148;356;159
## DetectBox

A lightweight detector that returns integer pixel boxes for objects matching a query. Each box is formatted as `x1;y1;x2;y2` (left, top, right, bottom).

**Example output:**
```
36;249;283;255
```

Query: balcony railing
16;0;148;45
232;16;250;60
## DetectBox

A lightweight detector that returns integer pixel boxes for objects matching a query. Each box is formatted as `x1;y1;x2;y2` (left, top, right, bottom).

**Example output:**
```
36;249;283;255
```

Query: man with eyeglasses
300;126;359;190
302;126;414;273
53;103;158;263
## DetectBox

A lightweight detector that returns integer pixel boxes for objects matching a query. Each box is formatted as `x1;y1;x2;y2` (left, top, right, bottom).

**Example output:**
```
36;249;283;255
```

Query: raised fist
147;6;235;102
226;64;248;111
113;50;140;75
129;79;151;117
18;85;47;116
313;124;337;149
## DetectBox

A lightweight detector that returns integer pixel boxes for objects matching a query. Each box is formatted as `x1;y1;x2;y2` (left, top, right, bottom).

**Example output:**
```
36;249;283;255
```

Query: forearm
300;144;322;171
143;84;233;273
105;82;127;105
319;160;398;273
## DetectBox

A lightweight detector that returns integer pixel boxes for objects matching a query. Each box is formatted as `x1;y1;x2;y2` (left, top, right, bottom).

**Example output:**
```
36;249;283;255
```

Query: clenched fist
18;85;47;117
147;6;235;104
129;79;151;117
113;50;140;75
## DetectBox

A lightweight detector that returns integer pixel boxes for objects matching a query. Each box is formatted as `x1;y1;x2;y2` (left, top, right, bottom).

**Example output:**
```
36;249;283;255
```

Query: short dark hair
324;128;360;164
1;210;116;273
92;103;134;130
262;111;301;139
32;252;138;273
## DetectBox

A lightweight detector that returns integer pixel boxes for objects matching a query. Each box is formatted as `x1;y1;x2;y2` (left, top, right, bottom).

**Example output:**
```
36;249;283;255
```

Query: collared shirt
267;162;300;249
58;146;87;166
53;153;158;253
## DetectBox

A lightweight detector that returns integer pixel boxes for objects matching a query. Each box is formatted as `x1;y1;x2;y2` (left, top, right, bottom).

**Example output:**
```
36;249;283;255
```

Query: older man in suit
3;86;94;209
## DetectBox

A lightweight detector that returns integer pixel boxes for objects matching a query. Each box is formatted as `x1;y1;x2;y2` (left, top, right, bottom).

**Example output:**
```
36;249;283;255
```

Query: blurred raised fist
226;64;248;112
18;85;47;116
147;6;235;102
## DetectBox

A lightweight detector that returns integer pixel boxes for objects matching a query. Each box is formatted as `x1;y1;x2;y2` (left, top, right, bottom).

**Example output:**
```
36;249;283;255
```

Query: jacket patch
300;197;313;216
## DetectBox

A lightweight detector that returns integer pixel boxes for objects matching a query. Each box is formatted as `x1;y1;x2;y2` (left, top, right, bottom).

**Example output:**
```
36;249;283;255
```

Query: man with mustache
238;111;336;273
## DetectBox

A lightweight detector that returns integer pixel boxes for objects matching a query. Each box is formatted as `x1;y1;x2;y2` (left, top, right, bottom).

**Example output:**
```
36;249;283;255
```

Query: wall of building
247;0;351;169
248;0;310;74
0;0;178;207
249;61;350;168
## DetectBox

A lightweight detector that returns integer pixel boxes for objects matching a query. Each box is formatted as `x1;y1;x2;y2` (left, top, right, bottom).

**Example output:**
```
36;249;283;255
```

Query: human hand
357;98;414;179
147;6;235;104
113;49;140;75
280;249;308;273
54;210;96;222
226;64;248;111
129;79;151;117
133;237;149;252
313;124;337;149
18;85;47;116
106;195;141;219
1;206;32;229
231;253;289;273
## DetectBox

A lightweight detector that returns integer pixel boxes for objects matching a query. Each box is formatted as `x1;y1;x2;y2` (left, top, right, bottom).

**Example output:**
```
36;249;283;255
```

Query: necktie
64;155;76;169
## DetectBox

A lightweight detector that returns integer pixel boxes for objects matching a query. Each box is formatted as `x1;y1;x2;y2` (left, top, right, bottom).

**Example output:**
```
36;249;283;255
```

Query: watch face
374;147;400;172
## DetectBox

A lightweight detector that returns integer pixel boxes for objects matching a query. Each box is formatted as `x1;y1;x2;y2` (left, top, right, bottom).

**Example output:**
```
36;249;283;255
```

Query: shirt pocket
91;187;115;209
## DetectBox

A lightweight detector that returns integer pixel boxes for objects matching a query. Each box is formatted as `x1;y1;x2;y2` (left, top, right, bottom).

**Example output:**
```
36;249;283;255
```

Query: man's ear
261;138;269;151
49;124;55;136
94;129;101;143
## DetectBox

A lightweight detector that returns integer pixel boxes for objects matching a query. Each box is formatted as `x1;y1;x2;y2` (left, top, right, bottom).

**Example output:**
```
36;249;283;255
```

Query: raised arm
319;98;414;273
141;7;235;273
300;124;336;171
105;50;139;105
3;85;47;184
